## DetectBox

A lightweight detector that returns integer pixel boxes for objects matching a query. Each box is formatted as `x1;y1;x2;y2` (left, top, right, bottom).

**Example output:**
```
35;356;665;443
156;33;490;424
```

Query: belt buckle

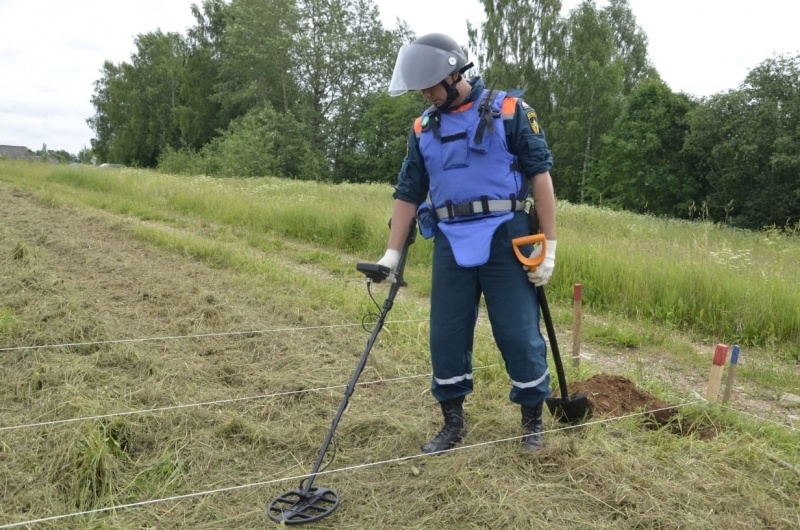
453;202;473;217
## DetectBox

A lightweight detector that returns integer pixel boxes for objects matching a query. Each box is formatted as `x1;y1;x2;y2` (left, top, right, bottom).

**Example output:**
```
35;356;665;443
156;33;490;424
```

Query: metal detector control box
355;263;391;283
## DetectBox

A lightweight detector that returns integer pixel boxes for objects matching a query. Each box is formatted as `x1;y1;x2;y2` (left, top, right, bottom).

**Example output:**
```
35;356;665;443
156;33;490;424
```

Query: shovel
512;234;591;424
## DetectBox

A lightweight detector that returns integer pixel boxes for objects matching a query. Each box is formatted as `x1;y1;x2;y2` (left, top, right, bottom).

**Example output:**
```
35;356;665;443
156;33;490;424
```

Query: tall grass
2;160;798;355
558;203;799;350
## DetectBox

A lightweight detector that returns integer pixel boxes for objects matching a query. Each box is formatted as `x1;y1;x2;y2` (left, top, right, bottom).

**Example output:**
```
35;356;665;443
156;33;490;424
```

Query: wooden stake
722;344;740;404
572;284;582;368
706;344;729;402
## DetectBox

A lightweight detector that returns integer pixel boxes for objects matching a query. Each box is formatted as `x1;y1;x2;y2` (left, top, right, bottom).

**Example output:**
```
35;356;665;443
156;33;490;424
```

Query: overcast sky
0;0;797;156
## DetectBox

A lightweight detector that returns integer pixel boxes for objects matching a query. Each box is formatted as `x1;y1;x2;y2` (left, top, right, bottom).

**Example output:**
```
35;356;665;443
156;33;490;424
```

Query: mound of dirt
564;373;678;425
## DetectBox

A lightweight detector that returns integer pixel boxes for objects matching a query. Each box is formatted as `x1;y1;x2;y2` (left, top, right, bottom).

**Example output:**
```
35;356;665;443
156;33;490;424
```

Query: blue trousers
429;211;550;407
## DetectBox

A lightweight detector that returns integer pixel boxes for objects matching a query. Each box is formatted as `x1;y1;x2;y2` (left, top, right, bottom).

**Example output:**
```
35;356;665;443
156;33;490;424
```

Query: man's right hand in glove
376;249;400;283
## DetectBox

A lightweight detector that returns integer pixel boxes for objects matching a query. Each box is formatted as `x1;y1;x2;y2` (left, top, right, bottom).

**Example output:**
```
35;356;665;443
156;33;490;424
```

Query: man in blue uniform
375;33;558;453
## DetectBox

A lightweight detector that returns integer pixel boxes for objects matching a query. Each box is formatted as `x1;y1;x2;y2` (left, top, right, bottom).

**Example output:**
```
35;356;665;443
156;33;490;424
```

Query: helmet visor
388;43;461;96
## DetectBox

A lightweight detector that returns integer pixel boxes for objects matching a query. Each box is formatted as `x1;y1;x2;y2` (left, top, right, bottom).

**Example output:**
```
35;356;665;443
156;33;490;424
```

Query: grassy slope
0;162;798;529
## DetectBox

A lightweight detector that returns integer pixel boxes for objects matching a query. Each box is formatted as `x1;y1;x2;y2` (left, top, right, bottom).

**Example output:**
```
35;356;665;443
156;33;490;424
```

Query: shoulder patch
526;110;540;134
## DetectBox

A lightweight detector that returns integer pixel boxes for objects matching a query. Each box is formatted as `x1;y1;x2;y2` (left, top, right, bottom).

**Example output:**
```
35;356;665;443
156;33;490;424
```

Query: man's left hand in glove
524;240;556;286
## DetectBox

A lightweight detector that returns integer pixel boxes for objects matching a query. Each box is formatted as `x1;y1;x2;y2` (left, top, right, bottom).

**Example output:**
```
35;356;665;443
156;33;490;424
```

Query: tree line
87;0;800;231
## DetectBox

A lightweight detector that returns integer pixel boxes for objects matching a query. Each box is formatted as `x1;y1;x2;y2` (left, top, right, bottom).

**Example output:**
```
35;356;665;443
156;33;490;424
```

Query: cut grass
0;163;797;529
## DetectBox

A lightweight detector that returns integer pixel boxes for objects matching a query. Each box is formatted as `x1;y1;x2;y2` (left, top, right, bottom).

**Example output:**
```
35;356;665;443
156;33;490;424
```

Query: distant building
0;145;30;159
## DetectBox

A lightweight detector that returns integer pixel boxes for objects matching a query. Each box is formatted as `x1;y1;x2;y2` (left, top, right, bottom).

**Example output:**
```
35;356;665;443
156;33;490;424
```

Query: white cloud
1;0;797;156
0;0;197;154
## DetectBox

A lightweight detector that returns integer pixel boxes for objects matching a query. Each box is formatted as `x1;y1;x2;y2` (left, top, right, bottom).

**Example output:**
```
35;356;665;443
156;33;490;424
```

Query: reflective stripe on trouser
429;211;550;407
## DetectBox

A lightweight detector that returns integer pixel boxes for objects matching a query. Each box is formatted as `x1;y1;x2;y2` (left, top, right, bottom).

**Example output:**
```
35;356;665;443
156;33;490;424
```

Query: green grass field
1;160;798;529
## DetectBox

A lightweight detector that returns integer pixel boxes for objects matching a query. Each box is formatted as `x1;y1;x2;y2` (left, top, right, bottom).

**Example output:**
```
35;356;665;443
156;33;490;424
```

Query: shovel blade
546;393;591;424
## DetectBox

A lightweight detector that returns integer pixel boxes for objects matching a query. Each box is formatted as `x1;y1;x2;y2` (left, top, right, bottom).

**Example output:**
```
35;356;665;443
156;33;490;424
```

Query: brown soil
568;373;677;423
560;373;719;439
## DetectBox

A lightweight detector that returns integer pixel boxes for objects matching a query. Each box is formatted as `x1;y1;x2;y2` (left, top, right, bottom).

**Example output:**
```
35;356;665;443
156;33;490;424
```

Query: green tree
548;0;650;203
467;0;565;119
192;103;324;178
685;54;800;229
335;91;424;183
594;79;700;216
89;31;187;166
177;0;229;149
216;0;300;123
292;0;410;182
88;61;122;162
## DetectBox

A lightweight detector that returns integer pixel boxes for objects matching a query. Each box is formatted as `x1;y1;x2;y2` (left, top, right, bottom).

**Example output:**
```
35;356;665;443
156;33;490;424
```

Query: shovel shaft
536;285;570;400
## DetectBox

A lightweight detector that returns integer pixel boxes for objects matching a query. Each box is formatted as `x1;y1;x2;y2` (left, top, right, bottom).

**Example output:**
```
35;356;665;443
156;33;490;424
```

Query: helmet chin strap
437;76;462;110
436;63;474;110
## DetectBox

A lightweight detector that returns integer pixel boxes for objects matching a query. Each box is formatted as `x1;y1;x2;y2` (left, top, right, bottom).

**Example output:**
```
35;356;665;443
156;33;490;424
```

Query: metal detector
266;219;416;525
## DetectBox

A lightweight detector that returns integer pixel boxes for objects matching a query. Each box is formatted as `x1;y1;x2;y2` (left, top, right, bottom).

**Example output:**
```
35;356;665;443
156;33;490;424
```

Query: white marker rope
0;402;697;529
0;319;428;353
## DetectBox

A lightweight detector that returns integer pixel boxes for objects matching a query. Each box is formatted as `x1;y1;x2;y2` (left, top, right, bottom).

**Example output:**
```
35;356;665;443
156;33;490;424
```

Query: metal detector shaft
300;282;397;495
299;219;416;496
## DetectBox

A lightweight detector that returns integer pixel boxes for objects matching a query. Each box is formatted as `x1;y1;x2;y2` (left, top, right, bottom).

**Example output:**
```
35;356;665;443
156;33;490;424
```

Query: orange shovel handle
511;233;546;269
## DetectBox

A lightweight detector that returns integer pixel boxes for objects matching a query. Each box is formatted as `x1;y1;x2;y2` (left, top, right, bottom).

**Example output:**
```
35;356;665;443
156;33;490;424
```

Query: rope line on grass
0;365;494;432
0;319;429;353
0;402;696;529
720;404;799;432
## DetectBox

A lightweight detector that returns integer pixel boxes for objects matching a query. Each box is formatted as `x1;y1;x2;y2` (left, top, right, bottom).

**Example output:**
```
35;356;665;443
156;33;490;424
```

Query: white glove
525;240;556;286
376;249;400;283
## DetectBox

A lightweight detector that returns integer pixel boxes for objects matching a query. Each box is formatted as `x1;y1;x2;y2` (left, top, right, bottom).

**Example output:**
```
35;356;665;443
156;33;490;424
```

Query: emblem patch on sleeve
526;110;540;134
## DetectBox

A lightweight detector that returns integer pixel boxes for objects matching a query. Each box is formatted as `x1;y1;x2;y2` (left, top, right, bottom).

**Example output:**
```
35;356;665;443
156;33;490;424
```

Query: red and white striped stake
706;343;729;402
722;344;741;404
572;284;582;367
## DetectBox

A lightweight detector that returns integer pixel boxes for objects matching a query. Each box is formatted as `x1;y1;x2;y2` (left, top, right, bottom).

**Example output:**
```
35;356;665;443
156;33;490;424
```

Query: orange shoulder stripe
502;96;518;118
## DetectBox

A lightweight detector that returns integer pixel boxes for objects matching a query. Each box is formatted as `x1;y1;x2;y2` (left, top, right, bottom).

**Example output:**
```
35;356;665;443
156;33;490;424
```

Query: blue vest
418;90;525;267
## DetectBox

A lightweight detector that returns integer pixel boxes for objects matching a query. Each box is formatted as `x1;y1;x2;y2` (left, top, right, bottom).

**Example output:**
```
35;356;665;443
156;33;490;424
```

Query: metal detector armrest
356;263;391;283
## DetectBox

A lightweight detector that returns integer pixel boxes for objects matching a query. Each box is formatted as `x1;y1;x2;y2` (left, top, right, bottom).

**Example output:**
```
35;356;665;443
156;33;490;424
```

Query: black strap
473;81;499;145
440;132;468;144
480;196;490;215
431;111;440;139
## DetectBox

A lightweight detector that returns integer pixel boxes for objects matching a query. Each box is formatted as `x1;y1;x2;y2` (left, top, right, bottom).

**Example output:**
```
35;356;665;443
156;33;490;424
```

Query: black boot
521;403;544;451
421;397;465;454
